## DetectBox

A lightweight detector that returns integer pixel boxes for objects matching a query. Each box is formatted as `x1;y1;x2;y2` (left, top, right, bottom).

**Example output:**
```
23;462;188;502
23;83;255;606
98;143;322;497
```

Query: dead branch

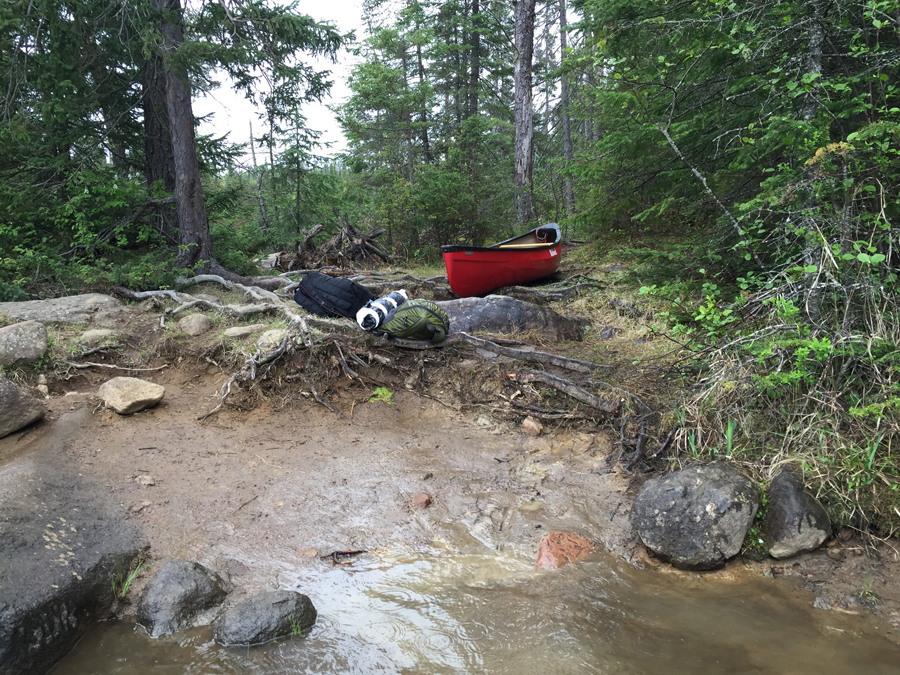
512;370;620;415
378;332;613;373
66;361;168;372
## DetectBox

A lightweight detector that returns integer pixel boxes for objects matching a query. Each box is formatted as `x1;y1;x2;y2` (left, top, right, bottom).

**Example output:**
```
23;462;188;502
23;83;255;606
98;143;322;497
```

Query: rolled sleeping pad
356;290;409;331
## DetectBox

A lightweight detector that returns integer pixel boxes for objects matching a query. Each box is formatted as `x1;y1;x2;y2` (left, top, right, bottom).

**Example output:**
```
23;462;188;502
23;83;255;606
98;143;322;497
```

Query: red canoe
441;224;562;298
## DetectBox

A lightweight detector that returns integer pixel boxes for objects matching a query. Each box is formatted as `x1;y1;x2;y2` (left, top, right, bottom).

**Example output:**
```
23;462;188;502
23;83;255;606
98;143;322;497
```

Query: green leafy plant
369;387;395;404
290;614;305;638
111;555;145;600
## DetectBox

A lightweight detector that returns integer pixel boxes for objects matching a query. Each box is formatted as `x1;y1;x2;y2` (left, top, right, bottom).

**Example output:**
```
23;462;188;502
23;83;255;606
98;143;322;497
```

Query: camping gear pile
293;272;450;344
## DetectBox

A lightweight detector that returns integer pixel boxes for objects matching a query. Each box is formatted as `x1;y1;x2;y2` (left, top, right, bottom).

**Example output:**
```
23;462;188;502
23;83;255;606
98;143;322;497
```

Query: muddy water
52;546;900;675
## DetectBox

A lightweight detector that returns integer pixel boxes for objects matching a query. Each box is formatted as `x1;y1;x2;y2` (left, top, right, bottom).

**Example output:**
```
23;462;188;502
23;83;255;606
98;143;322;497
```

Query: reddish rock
412;493;432;509
534;532;595;570
521;416;543;436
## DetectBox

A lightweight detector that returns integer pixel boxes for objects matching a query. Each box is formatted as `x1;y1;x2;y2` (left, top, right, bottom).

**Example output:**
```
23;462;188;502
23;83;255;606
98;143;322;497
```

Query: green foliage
369;387;395;404
111;555;145;600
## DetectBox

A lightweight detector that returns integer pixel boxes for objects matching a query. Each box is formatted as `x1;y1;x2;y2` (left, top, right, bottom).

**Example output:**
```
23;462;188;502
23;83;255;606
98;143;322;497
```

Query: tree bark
152;0;214;272
558;0;575;219
514;0;536;223
142;55;178;241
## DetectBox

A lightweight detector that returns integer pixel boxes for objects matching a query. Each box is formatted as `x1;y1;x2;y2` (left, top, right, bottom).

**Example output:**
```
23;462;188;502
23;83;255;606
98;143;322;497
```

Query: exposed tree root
510;370;620;415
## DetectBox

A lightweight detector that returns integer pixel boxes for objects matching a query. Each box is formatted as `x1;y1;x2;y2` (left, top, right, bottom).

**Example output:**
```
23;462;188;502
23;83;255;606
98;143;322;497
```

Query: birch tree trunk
514;0;536;223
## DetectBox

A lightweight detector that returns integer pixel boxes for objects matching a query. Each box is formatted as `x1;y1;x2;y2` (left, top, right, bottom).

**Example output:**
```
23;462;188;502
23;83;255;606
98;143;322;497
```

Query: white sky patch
193;0;364;162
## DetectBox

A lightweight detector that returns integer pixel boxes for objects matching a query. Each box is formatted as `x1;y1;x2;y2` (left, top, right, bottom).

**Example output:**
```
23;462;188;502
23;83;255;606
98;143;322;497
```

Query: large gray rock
436;295;588;341
0;321;48;366
764;465;831;559
178;313;214;336
631;462;759;570
0;294;125;324
0;408;146;675
137;560;228;638
214;591;317;646
0;376;46;439
98;377;165;415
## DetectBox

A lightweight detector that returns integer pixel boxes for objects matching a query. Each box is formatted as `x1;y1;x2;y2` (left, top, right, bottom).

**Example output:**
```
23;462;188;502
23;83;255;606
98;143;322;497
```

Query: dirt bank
3;294;898;635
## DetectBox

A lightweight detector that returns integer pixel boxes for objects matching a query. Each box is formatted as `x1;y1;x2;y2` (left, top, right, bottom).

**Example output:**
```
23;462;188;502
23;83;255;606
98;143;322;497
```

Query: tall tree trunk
416;39;432;164
467;0;480;119
142;55;178;242
153;0;214;271
514;0;536;223
249;121;271;232
558;0;575;219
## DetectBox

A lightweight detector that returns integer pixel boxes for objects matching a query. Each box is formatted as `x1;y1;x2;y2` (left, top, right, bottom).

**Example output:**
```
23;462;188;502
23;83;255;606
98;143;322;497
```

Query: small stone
521;416;543;436
257;329;287;348
839;527;854;541
826;547;845;562
98;377;165;415
80;328;116;345
535;532;595;570
422;472;434;480
224;324;267;338
35;384;49;397
36;374;47;385
412;493;432;508
813;596;832;611
178;313;214;336
599;325;617;340
136;475;156;486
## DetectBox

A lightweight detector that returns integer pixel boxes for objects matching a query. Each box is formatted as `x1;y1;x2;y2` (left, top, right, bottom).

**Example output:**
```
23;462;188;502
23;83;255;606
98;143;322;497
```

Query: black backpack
293;271;375;319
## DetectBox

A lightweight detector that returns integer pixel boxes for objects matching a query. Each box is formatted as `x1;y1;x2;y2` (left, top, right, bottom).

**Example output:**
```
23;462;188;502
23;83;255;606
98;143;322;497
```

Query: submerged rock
764;465;831;559
0;320;48;366
98;377;165;415
137;560;228;638
535;532;595;570
436;295;588;341
631;462;759;570
213;591;317;646
0;376;46;439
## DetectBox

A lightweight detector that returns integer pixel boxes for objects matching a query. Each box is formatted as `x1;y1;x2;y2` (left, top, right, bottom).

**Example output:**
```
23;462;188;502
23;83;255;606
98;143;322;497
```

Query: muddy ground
2;295;899;635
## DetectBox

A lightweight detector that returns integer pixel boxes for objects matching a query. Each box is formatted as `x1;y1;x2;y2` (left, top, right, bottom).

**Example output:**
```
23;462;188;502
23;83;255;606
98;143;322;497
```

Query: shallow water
51;547;900;675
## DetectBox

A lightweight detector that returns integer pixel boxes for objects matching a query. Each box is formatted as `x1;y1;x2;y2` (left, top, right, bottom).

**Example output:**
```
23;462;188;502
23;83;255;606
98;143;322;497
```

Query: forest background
1;0;899;537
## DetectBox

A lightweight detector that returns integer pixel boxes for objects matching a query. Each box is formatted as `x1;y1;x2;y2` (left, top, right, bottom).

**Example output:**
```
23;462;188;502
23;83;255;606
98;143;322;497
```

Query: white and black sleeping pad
356;290;409;331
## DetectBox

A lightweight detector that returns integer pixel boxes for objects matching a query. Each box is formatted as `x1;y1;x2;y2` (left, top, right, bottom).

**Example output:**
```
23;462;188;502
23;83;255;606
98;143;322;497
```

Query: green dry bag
377;300;450;343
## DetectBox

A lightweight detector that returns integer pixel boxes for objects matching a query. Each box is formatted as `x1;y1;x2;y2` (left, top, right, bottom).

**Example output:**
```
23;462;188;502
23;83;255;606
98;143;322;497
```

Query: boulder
137;560;228;638
79;329;116;345
0;321;48;366
0;376;46;439
0;294;125;324
534;532;595;570
631;462;759;570
224;323;267;339
214;591;317;646
98;377;165;415
0;408;146;675
763;465;831;559
178;313;214;336
436;295;588;341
